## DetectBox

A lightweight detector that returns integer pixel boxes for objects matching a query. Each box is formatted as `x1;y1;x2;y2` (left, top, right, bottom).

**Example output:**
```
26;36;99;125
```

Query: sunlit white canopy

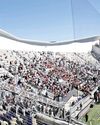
0;29;99;52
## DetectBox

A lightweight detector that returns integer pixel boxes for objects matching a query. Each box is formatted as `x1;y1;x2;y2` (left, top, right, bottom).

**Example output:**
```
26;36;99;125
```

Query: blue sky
0;0;100;41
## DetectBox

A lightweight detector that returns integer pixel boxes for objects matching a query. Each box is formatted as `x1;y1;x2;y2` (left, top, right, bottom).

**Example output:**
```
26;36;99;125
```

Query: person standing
85;113;88;122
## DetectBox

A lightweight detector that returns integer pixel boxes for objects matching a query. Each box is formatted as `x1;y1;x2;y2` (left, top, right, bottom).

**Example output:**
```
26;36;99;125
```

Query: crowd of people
0;50;100;125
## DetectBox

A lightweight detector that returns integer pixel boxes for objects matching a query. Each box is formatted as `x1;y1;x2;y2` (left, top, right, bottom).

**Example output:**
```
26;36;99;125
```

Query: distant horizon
0;0;100;41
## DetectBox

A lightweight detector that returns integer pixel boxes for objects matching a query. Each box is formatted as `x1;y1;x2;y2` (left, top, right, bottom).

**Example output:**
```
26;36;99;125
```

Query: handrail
70;95;90;114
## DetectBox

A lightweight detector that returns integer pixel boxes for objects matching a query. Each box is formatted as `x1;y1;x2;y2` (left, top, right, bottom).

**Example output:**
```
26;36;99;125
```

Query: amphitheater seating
0;50;99;125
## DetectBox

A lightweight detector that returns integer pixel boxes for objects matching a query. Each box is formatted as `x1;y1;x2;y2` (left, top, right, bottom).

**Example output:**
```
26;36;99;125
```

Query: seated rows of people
0;50;99;124
0;50;99;102
0;91;33;125
0;89;70;124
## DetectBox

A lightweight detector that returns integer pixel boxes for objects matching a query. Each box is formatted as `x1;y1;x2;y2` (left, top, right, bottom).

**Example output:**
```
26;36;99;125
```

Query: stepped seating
0;108;33;125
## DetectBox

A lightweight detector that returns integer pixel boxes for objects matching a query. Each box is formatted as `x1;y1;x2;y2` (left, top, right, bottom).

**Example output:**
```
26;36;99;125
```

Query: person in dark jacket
85;113;88;122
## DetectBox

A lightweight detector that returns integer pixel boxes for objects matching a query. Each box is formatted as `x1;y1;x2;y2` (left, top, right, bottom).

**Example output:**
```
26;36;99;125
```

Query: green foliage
81;104;100;125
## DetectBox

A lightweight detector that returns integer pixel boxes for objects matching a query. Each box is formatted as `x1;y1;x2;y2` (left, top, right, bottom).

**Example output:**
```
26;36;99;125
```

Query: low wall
78;100;94;118
70;96;90;114
36;113;86;125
